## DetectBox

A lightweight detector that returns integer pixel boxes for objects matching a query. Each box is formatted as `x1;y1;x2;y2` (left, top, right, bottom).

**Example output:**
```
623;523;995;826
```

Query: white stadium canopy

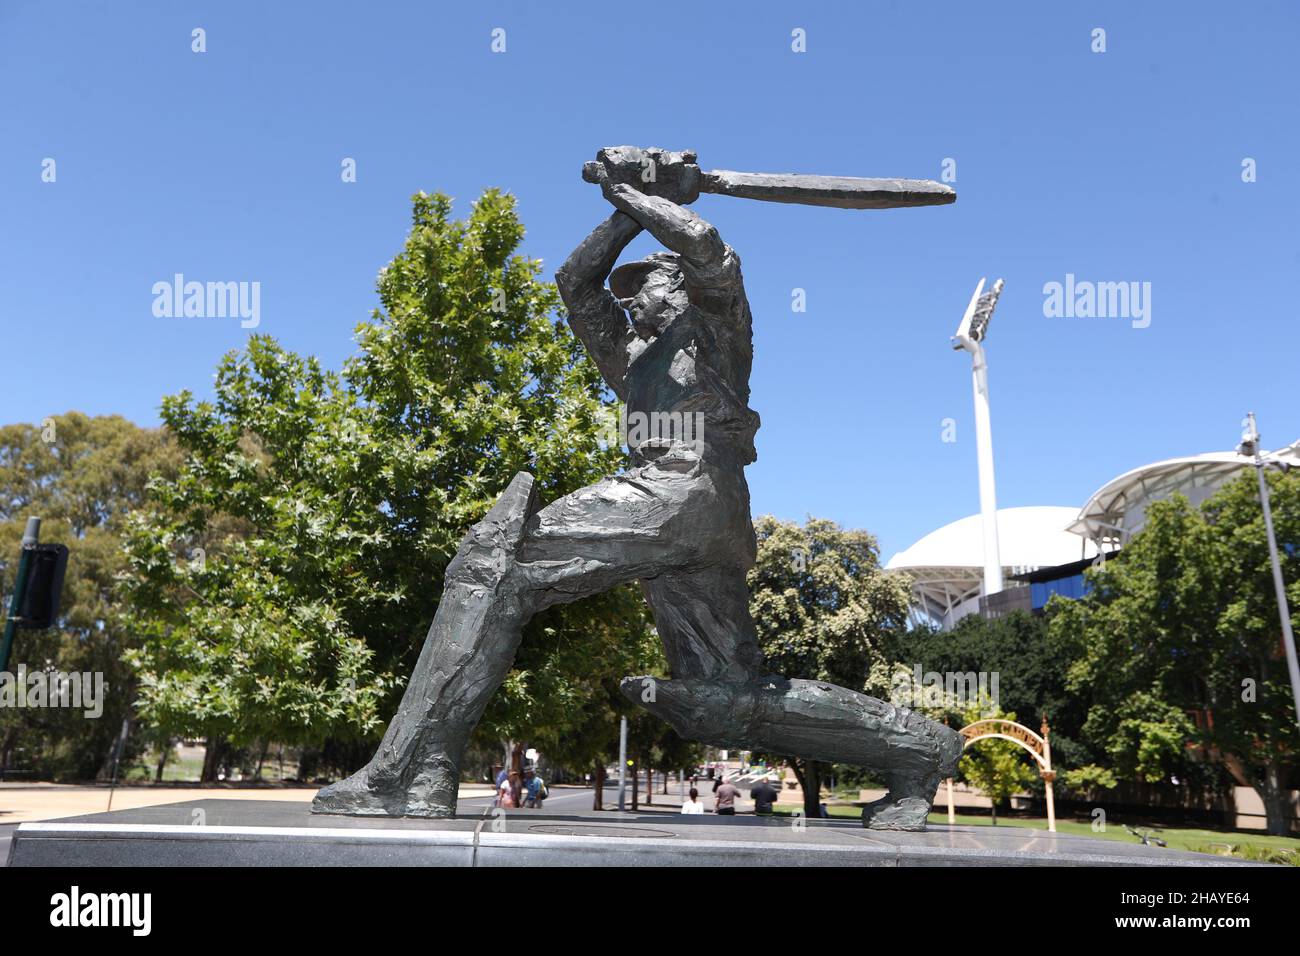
1067;441;1300;548
886;506;1097;630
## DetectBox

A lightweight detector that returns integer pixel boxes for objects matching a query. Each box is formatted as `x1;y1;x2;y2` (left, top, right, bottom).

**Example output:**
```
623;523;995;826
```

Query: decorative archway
947;717;1057;832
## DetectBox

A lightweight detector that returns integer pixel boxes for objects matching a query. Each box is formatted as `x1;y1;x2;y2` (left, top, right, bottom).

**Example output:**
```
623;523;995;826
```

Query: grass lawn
768;805;1299;864
121;755;205;783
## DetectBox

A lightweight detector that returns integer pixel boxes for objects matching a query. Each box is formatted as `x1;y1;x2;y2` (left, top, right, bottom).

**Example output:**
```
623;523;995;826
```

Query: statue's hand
582;146;701;205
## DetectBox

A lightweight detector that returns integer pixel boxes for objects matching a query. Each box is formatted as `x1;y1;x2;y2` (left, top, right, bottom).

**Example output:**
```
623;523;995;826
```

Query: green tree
747;515;911;816
1201;467;1300;831
885;610;1095;770
0;413;176;779
120;191;655;776
118;344;389;771
1058;763;1118;802
1053;471;1300;835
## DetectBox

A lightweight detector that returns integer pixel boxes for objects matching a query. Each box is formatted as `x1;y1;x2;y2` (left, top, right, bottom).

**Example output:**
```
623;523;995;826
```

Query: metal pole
107;717;130;812
970;346;1003;595
617;716;628;812
1254;452;1300;730
0;517;41;674
1239;412;1300;731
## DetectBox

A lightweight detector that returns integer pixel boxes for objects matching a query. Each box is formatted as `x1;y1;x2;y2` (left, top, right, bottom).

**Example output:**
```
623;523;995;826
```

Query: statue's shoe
861;724;964;830
311;771;459;818
312;769;417;817
860;793;933;831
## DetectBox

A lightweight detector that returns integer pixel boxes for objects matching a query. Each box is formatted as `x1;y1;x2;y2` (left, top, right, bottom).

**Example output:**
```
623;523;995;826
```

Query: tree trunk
645;766;653;805
1256;760;1292;837
255;740;269;781
511;741;524;774
0;726;16;774
663;770;669;795
990;801;998;826
153;739;170;783
792;759;823;818
593;763;605;811
200;736;228;783
631;761;639;811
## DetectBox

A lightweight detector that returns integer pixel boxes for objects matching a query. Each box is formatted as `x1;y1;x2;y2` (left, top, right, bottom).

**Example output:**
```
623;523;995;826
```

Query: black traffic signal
17;543;69;630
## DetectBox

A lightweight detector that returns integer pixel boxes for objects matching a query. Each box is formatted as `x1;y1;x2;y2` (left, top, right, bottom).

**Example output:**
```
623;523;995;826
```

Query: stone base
6;799;1264;867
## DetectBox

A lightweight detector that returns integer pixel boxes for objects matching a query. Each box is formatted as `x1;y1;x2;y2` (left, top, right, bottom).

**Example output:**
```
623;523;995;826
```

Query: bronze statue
313;147;962;830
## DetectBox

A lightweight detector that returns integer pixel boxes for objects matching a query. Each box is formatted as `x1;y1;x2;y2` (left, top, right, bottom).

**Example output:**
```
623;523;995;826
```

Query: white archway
947;717;1057;832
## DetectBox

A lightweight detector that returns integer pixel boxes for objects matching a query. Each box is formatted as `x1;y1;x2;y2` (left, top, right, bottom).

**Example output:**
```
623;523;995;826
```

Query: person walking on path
523;769;547;809
715;778;739;816
498;771;521;809
750;778;778;815
681;787;705;815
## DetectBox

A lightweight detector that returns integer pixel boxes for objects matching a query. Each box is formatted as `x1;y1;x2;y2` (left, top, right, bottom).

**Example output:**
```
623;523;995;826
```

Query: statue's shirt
622;247;760;466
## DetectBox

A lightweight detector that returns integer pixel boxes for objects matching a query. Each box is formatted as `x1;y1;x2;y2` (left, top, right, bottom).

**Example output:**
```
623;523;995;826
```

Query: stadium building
889;440;1300;629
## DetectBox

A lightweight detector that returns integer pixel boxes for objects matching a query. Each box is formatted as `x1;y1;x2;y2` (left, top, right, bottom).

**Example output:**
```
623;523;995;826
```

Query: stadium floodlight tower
952;278;1006;597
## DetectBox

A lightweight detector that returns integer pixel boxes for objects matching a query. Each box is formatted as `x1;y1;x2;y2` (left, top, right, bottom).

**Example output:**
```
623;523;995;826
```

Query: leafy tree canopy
1051;470;1300;834
119;191;656;767
1;413;177;778
747;514;911;814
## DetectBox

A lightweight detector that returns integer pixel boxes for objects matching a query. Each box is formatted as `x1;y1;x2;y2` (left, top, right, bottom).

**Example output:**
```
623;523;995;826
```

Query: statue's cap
609;253;681;299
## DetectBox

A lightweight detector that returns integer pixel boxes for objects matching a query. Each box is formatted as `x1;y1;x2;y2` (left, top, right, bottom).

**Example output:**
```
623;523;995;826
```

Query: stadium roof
1067;441;1300;546
886;506;1096;628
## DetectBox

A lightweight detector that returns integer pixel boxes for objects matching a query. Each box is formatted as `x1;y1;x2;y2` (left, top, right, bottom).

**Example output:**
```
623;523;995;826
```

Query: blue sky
3;1;1297;559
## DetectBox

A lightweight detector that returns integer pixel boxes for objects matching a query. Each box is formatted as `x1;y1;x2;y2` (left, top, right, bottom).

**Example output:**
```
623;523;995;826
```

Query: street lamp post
1237;412;1300;730
617;715;628;812
0;517;42;673
952;279;1006;598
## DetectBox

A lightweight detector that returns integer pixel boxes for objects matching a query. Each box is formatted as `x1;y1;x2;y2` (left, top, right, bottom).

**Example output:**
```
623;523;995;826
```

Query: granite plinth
6;799;1262;867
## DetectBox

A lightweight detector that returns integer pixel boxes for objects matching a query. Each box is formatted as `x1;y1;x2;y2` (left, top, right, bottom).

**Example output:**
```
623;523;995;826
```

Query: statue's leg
609;463;962;830
622;672;963;831
313;472;541;817
313;459;722;818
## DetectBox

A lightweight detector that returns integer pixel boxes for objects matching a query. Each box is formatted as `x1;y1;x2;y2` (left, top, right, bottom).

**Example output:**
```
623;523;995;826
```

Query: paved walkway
0;779;755;865
0;775;786;827
0;782;494;825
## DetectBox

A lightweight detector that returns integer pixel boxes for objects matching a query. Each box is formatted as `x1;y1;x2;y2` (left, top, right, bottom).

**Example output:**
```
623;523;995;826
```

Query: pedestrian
714;777;739;816
498;770;521;809
750;778;779;815
681;787;705;815
492;765;508;807
524;768;548;809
